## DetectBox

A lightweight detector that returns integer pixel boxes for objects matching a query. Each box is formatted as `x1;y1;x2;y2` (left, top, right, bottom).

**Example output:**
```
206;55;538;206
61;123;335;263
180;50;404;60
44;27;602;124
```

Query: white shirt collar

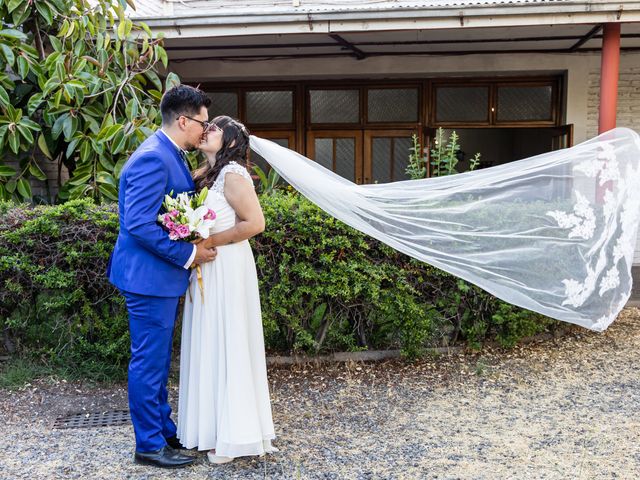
159;128;186;156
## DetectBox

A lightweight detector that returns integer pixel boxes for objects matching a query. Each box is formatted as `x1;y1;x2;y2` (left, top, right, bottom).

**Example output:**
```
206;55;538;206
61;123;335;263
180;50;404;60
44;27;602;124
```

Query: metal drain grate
53;409;131;429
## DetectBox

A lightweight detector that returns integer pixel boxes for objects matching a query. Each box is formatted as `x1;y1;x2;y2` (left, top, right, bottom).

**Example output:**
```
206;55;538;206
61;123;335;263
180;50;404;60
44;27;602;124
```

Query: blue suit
107;130;195;452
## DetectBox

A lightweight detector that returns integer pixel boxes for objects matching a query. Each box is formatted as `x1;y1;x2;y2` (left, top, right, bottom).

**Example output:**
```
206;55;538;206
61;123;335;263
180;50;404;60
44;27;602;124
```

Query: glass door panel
306;131;363;183
364;130;416;184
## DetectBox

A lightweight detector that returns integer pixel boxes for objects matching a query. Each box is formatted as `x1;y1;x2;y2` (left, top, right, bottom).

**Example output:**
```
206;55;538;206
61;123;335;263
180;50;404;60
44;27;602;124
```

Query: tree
0;0;178;202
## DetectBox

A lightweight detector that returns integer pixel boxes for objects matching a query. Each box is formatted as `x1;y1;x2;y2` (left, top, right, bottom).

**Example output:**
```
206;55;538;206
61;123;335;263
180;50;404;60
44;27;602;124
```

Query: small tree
406;128;481;179
0;0;177;202
405;133;427;180
429;128;481;177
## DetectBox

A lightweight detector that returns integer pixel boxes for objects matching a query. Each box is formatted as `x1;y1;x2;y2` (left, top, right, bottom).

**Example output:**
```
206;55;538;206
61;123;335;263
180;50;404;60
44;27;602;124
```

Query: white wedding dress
177;161;277;457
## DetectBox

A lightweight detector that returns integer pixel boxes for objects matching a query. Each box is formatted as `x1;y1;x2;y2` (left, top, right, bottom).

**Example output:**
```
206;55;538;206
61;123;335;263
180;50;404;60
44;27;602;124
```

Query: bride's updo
193;115;250;192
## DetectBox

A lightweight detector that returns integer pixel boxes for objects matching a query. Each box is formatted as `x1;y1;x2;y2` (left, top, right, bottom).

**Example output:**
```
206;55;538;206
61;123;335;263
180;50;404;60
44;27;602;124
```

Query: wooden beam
170;46;640;62
329;34;366;60
569;24;603;52
163;32;640;54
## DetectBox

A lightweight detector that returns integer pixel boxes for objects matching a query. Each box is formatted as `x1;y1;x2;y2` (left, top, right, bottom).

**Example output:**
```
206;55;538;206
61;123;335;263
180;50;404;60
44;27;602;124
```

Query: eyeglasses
177;115;222;133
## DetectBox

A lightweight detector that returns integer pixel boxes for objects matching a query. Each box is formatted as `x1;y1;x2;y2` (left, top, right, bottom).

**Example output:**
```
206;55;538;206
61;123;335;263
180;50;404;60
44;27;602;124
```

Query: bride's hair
193;115;250;192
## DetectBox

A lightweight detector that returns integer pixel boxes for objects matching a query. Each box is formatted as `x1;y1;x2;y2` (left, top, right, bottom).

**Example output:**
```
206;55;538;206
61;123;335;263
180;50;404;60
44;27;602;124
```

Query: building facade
130;0;640;260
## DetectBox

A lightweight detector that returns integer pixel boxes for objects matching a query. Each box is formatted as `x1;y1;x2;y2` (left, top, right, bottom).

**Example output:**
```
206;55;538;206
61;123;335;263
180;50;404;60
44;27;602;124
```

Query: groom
107;85;218;468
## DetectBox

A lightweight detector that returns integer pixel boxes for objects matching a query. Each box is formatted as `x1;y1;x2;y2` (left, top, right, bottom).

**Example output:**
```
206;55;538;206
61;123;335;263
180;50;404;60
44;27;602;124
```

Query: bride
177;115;278;464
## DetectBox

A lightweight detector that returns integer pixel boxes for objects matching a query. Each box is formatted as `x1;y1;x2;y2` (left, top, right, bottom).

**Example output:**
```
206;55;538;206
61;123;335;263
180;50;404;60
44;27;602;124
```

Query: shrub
0;199;128;379
0;195;556;380
253;191;436;357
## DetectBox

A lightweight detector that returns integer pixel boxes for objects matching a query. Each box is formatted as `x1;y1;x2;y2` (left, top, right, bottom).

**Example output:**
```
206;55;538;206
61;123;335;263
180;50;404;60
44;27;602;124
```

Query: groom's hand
193;242;217;265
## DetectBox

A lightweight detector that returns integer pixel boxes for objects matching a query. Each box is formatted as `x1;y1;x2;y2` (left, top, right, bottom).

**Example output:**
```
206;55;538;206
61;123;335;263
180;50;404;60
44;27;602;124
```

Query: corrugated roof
130;0;640;37
131;0;616;19
163;0;567;16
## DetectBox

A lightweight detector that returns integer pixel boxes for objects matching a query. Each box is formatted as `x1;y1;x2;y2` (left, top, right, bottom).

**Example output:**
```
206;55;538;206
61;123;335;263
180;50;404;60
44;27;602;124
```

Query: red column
598;23;621;134
596;23;621;203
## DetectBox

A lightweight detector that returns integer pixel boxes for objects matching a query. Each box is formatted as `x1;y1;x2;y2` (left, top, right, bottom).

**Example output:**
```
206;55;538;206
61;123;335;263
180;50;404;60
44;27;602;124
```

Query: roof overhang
159;23;640;63
131;1;640;39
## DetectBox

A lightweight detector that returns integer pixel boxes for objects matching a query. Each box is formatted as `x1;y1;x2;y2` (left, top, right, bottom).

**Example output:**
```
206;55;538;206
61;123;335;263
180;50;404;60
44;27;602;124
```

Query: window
309;89;360;124
246;90;293;124
434;86;489;123
206;92;238;119
367;88;419;123
496;85;554;122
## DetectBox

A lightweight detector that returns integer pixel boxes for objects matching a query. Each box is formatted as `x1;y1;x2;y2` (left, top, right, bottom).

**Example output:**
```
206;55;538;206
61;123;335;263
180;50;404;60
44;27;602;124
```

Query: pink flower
169;230;179;241
175;224;190;238
204;209;216;221
170;209;179;218
165;220;176;230
162;214;172;224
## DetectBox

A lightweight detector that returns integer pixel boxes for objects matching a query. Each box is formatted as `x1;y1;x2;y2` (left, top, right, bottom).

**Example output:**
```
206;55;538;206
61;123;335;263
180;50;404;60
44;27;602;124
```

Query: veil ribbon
250;128;640;331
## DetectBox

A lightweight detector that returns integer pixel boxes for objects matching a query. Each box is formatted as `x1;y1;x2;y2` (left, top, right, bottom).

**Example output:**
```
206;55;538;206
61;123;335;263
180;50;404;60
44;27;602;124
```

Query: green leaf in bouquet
197;187;209;206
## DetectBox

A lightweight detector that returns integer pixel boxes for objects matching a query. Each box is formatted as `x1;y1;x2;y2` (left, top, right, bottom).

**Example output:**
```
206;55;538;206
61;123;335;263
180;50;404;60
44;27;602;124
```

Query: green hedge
0;195;555;379
0;200;127;380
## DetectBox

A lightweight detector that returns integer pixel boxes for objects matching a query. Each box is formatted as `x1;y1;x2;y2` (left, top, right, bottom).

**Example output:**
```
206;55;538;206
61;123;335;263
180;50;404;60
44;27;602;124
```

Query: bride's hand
204;233;224;249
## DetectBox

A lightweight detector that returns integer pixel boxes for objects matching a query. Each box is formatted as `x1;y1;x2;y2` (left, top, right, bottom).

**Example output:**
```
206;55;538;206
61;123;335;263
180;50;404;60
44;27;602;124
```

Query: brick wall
587;66;640;139
587;64;640;264
10;154;69;203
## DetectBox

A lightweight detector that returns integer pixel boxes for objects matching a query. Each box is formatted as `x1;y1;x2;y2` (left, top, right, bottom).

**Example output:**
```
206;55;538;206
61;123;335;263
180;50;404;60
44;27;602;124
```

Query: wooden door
306;130;363;183
364;130;417;184
550;124;574;150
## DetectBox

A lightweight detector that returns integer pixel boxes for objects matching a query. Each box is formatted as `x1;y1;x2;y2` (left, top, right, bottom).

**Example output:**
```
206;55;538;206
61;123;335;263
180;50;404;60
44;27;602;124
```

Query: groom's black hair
160;85;211;125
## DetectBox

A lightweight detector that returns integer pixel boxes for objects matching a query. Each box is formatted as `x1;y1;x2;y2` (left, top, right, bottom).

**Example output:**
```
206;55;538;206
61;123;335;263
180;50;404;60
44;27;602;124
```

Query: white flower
186;205;215;239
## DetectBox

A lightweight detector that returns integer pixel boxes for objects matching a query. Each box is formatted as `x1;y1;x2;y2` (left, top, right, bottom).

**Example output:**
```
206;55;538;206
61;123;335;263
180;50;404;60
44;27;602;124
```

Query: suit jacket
107;131;195;297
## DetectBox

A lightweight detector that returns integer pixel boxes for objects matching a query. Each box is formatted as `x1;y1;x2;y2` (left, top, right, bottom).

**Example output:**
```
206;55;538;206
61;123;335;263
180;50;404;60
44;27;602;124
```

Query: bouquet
158;187;216;301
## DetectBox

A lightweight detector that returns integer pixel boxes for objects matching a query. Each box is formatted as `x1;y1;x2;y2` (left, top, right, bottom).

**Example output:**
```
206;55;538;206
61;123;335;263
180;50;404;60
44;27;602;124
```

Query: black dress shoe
134;446;195;469
165;435;187;450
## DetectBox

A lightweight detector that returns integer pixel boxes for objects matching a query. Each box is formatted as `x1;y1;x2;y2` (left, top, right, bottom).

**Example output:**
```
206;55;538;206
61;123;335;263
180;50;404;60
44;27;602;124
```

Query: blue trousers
121;291;180;452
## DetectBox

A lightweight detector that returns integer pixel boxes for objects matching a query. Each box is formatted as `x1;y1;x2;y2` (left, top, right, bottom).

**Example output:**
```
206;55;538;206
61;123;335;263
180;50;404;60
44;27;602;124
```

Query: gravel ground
1;308;640;479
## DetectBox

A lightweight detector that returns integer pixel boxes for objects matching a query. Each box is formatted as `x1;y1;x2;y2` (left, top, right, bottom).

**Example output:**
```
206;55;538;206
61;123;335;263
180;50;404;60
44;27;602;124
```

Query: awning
130;0;640;39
